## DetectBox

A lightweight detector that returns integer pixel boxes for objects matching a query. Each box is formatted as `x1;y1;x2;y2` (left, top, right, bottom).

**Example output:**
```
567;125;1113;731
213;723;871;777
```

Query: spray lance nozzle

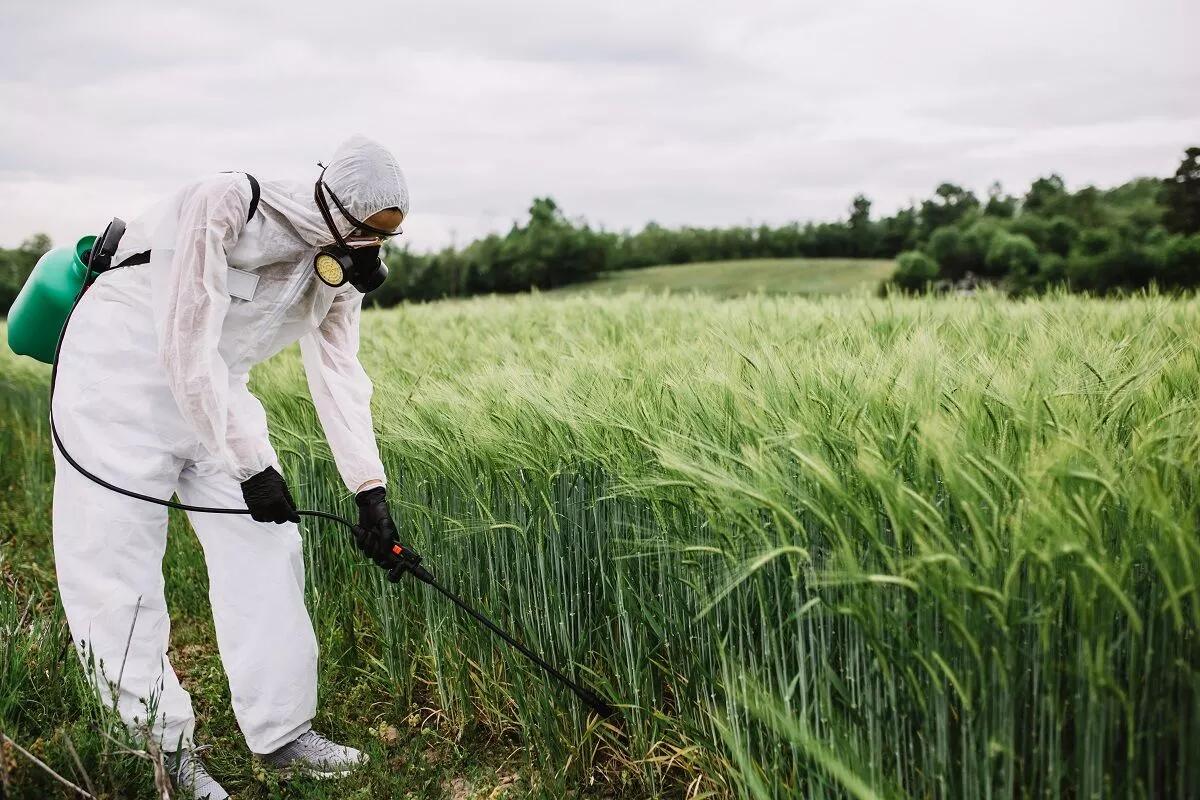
386;538;434;584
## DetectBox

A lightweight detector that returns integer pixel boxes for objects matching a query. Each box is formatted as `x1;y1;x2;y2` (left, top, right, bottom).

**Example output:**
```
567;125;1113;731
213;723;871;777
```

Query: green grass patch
549;257;895;297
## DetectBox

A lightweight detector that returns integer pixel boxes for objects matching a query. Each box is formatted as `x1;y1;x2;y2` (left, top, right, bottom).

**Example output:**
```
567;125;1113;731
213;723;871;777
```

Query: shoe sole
270;752;369;781
280;766;354;780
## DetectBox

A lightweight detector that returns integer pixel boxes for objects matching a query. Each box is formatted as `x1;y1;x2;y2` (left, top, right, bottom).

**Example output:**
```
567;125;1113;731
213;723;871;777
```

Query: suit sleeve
153;176;274;481
299;291;386;493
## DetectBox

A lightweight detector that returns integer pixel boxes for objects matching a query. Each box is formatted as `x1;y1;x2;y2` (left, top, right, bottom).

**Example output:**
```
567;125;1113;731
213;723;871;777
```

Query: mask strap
314;166;352;249
315;164;397;238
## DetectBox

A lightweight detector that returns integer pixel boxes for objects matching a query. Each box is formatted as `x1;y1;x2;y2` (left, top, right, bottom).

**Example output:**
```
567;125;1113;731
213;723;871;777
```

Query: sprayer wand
47;220;618;722
378;539;615;718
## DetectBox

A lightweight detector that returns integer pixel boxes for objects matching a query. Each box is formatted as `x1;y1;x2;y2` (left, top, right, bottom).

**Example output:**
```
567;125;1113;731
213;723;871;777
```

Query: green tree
959;218;1005;275
0;234;52;314
1068;186;1106;228
1163;147;1200;233
984;181;1018;218
1067;233;1163;292
876;206;918;255
1044;217;1079;257
496;197;607;290
847;194;876;257
1034;253;1067;290
926;227;968;278
893;250;938;290
848;194;871;227
1077;227;1118;257
920;183;980;237
1162;233;1200;287
1024;175;1070;216
985;232;1040;280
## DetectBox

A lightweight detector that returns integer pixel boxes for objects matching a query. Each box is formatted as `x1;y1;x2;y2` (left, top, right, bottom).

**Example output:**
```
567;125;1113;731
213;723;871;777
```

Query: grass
548;258;895;297
2;288;1199;798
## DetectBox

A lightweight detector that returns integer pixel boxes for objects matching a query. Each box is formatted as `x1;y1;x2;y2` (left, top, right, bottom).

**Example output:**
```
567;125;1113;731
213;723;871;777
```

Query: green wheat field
2;289;1198;798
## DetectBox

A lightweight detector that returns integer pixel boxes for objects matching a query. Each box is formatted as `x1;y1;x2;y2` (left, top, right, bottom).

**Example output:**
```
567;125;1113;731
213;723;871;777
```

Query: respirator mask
312;165;401;293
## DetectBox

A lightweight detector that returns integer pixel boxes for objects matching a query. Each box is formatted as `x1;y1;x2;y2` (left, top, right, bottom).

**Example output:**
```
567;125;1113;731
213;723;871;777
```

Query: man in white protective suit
52;135;410;799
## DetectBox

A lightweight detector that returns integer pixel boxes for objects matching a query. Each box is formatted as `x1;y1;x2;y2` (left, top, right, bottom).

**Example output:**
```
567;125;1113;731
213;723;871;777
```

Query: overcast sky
1;0;1196;250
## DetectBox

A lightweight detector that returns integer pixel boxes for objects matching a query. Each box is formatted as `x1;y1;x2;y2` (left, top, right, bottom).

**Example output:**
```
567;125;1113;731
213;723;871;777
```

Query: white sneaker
167;747;229;800
262;729;369;778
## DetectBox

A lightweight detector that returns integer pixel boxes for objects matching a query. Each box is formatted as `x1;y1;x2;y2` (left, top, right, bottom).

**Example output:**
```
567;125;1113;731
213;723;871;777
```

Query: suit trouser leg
53;450;197;750
176;463;318;754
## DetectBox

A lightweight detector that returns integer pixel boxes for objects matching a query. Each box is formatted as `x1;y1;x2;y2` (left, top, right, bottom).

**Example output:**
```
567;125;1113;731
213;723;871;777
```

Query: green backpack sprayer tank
6;234;99;363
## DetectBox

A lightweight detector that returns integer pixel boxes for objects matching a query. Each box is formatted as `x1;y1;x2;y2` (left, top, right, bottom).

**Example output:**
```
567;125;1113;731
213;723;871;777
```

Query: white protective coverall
52;135;409;754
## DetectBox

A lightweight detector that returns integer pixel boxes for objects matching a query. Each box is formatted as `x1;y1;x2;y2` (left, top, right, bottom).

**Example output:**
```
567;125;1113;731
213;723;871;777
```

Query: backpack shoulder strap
244;173;260;223
221;171;260;223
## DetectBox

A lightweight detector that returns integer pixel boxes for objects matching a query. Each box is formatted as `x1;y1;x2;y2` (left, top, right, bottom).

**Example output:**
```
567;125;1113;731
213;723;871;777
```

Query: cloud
1;0;1197;249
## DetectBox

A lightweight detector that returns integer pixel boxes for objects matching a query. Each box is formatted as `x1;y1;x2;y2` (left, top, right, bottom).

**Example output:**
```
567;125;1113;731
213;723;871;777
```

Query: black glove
354;486;400;568
354;487;433;584
240;466;301;524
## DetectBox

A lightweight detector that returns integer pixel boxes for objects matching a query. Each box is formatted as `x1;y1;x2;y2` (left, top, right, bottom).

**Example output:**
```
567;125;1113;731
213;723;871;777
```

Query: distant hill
547;258;896;297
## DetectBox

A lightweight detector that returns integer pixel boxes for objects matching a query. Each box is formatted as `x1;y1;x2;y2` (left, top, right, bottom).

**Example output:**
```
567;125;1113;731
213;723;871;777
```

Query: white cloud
1;0;1197;249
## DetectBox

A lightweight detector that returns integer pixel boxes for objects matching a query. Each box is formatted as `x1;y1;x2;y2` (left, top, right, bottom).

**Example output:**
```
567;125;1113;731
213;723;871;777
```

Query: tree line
891;148;1200;294
3;147;1197;311
369;194;917;304
374;146;1200;302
